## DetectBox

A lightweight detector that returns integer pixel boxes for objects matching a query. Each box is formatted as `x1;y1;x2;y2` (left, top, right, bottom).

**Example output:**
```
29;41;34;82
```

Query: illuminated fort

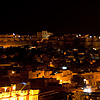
84;35;100;49
0;33;37;48
0;31;53;48
49;34;100;49
0;32;100;49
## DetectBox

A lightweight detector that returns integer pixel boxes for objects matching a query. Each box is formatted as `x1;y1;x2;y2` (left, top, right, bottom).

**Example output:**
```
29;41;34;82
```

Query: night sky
0;2;100;35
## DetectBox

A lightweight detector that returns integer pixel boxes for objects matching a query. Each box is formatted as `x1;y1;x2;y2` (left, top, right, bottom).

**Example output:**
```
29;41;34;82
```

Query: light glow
93;48;96;50
13;33;15;36
84;88;91;93
90;36;92;38
84;79;86;82
12;85;16;91
5;87;7;92
62;66;67;70
12;71;15;74
60;80;62;84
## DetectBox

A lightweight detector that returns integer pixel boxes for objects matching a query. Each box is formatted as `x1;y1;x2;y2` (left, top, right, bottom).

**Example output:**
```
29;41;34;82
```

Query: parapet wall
0;37;39;47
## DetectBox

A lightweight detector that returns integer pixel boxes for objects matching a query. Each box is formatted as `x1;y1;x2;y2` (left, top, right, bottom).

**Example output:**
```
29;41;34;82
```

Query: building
48;34;100;49
0;34;38;48
28;70;77;85
84;36;100;49
0;83;39;100
0;31;53;47
37;31;53;40
81;71;100;87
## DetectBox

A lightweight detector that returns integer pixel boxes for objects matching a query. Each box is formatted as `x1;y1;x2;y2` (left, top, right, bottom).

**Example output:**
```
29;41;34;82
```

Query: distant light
79;34;81;37
37;41;39;43
99;36;100;39
21;82;27;85
13;33;15;36
76;35;78;37
81;69;84;72
12;71;15;74
73;48;76;50
58;49;60;51
93;48;96;50
81;88;84;90
62;66;67;70
3;47;5;49
18;35;20;38
31;46;36;48
90;36;92;38
84;88;91;93
54;72;58;74
84;79;86;82
73;48;78;51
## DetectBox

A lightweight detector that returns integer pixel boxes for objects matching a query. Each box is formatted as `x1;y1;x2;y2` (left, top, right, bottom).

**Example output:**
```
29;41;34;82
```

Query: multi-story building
37;31;53;40
81;71;100;87
0;83;39;100
28;70;77;84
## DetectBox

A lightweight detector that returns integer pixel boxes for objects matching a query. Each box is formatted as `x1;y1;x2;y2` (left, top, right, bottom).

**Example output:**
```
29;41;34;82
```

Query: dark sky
0;2;100;35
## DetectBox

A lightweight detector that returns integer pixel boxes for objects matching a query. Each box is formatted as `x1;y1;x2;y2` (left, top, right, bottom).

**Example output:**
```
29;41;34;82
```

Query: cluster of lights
93;48;96;50
84;88;91;93
0;89;39;100
76;34;81;37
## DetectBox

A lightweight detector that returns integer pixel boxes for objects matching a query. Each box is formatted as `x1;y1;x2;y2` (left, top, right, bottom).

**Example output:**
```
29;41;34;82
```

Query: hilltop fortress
0;31;100;49
0;31;53;48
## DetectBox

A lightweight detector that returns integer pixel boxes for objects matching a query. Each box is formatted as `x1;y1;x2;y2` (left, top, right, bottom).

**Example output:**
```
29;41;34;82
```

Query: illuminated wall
28;70;45;79
0;89;39;100
28;70;77;84
81;72;100;87
84;37;100;49
0;35;39;47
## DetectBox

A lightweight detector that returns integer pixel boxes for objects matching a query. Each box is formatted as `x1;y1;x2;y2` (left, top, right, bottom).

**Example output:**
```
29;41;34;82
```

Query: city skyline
0;2;100;99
